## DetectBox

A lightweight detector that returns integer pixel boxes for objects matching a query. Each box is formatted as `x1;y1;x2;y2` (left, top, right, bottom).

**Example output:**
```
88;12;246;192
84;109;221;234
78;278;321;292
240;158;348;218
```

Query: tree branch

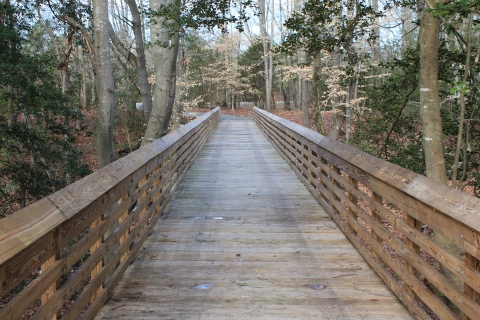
59;15;97;74
424;0;467;49
107;20;138;68
383;83;418;160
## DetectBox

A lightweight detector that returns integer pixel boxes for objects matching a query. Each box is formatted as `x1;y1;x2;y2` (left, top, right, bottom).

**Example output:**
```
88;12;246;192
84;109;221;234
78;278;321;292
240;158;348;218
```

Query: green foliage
281;0;382;69
238;40;265;100
352;48;425;173
0;1;91;216
351;33;480;191
149;0;255;37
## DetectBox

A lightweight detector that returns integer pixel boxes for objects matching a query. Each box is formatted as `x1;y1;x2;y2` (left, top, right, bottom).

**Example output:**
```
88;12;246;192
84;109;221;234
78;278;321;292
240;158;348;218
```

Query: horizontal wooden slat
0;107;219;319
95;114;414;320
254;107;480;320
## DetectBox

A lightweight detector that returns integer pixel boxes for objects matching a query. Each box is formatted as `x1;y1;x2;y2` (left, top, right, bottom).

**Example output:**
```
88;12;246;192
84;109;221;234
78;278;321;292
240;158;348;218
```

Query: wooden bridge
1;107;480;320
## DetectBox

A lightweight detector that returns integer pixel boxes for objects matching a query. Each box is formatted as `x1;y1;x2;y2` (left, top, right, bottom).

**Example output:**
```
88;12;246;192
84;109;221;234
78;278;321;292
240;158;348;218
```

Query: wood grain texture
254;114;433;319
0;108;219;319
0;198;64;265
254;107;480;319
96;116;412;320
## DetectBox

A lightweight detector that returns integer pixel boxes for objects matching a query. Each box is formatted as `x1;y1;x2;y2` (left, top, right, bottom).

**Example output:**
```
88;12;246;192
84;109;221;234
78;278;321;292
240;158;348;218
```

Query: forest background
1;0;479;218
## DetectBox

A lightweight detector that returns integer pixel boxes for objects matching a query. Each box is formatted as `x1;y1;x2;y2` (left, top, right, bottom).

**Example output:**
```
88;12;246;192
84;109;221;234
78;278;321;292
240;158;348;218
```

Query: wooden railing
254;107;480;320
0;107;219;320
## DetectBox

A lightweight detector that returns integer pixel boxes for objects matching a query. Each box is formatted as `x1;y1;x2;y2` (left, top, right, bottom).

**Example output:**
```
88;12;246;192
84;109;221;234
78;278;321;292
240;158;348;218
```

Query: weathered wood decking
96;115;413;319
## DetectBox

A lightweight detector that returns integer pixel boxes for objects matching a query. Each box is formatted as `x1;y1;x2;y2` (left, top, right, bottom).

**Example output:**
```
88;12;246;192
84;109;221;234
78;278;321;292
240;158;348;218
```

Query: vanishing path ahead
96;116;413;319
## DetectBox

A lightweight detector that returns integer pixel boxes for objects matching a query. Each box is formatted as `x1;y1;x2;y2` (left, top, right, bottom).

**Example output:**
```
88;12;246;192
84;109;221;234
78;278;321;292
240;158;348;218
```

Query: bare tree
418;0;463;314
143;0;180;144
125;0;154;122
258;0;271;110
94;0;115;167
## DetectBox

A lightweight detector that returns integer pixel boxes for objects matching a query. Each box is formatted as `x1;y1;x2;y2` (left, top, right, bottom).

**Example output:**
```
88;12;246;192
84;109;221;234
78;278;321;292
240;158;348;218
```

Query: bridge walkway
96;116;413;319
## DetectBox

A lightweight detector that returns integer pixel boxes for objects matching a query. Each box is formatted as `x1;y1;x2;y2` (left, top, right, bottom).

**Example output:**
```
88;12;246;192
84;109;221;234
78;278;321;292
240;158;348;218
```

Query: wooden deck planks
96;116;413;320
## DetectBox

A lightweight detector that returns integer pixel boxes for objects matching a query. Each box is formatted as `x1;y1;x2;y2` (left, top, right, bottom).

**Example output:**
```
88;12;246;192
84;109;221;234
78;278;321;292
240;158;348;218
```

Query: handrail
254;107;480;320
0;107;219;319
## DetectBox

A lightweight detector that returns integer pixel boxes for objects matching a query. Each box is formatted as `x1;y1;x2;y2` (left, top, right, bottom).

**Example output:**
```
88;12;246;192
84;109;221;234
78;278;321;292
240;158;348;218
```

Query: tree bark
108;21;138;67
163;31;180;135
143;0;180;144
328;48;345;139
418;3;463;315
452;12;473;189
298;48;309;127
371;0;379;64
125;0;153;123
172;46;185;130
60;15;97;75
258;0;271;111
93;0;115;168
419;8;446;184
269;0;275;110
311;54;326;135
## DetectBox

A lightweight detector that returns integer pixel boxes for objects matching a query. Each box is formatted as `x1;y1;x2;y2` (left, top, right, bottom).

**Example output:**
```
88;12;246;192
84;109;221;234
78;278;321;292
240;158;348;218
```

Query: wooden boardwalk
96;116;413;319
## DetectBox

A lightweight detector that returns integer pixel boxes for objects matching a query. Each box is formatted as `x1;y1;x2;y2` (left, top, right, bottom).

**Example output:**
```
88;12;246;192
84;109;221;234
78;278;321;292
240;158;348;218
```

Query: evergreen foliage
0;1;90;216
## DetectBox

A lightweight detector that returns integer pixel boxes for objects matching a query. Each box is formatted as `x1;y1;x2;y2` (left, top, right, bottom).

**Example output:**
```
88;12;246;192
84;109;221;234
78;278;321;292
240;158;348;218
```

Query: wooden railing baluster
0;108;220;320
347;176;358;236
406;214;422;302
319;157;329;202
370;191;383;261
464;253;480;320
331;165;341;217
253;107;480;320
119;194;130;263
41;251;60;320
90;216;104;302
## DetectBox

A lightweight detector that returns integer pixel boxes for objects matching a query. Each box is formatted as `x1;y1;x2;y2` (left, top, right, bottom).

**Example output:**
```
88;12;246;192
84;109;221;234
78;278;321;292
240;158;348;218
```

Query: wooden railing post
252;108;480;319
119;194;130;263
41;251;61;320
137;176;149;234
151;164;163;218
331;165;341;216
318;156;329;202
0;108;219;320
347;176;358;236
370;191;384;262
301;144;309;181
464;253;480;320
90;216;104;302
406;214;422;302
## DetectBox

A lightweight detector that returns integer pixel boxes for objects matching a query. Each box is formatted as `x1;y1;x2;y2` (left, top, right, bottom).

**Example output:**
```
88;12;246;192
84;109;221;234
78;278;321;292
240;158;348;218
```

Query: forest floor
75;107;330;171
188;107;332;132
0;107;460;319
2;106;328;319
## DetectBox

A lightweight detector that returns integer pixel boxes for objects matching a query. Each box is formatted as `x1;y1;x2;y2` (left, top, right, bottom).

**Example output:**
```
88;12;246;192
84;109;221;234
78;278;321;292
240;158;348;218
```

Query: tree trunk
311;53;326;135
143;0;180;144
93;0;115;168
328;48;345;139
258;0;271;111
418;4;463;315
125;0;153;123
163;31;180;135
172;46;185;130
78;64;87;130
371;0;379;64
300;49;309;128
269;0;274;110
452;12;473;189
345;85;355;143
419;9;446;184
